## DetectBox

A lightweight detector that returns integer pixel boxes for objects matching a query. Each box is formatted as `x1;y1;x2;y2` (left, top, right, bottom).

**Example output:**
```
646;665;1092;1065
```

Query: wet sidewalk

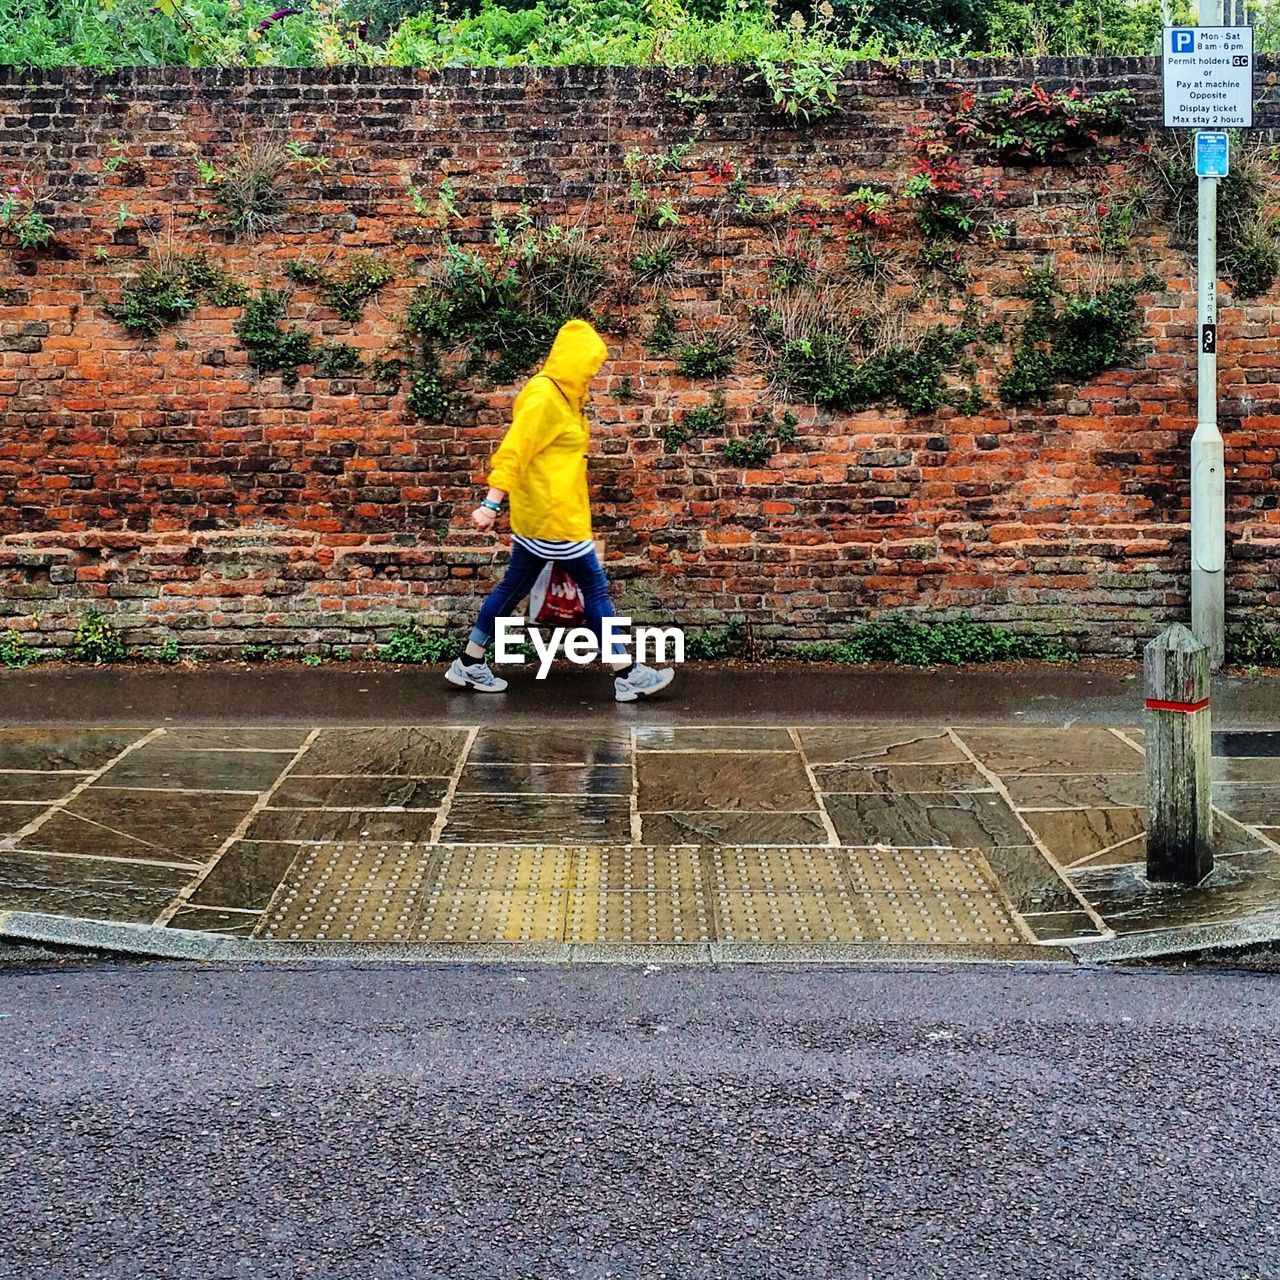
1;715;1277;962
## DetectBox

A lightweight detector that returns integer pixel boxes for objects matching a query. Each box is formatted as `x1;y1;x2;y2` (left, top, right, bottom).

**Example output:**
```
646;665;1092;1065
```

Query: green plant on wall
902;85;1132;239
683;616;748;661
676;328;736;379
400;221;607;417
947;85;1133;164
768;223;821;290
313;341;364;377
1000;265;1156;407
285;254;395;323
665;392;727;451
0;173;53;249
723;171;801;226
106;250;246;337
1138;133;1280;300
197;138;309;240
743;2;845;123
915;243;970;294
846;235;898;292
378;621;461;664
408;175;460;225
631;238;680;285
622;141;692;229
647;298;679;356
757;290;980;416
723;431;774;465
1228;621;1280;667
404;347;455;422
102;137;147;185
368;357;404;391
235;288;314;386
999;264;1060;406
284;139;329;175
901;132;1001;241
747;55;839;122
717;405;798;465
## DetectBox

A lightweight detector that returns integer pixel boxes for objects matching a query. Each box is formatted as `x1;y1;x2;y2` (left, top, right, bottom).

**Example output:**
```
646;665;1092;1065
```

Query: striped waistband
512;535;595;561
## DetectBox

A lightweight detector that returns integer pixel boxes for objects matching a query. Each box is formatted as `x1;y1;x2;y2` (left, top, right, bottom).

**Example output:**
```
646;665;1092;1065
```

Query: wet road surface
4;662;1279;728
1;961;1276;1279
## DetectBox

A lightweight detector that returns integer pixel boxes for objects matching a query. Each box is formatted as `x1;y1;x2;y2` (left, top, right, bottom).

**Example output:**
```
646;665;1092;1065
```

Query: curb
15;906;1280;962
0;911;1074;966
1067;911;1280;963
10;909;1280;966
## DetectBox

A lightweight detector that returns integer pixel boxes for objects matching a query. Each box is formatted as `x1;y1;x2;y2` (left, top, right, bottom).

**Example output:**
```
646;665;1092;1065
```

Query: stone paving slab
0;722;1276;960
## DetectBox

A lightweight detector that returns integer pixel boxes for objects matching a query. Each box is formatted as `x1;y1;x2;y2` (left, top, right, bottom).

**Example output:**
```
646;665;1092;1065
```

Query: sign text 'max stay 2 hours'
1163;26;1254;128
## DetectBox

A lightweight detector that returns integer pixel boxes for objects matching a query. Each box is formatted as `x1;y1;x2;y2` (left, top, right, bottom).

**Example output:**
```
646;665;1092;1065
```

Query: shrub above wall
0;61;1278;659
0;0;1191;73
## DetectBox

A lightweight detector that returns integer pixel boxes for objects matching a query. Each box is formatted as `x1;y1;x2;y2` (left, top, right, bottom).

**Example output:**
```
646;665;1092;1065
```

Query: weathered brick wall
1;60;1278;657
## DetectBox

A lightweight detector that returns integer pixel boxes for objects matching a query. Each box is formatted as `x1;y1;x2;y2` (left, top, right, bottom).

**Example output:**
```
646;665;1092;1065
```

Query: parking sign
1162;25;1253;127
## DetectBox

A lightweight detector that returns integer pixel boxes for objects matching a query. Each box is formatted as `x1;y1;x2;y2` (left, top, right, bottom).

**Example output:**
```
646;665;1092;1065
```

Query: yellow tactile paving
707;846;853;894
256;843;429;942
571;845;707;894
432;844;574;891
415;889;567;944
565;890;713;944
254;843;1024;945
712;890;873;944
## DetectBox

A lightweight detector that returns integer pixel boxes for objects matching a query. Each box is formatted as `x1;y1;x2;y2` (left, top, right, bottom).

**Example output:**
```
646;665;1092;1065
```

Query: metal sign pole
1191;0;1226;670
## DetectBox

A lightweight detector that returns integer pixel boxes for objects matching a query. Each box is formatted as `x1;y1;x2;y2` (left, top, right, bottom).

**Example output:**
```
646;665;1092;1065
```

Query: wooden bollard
1144;623;1213;886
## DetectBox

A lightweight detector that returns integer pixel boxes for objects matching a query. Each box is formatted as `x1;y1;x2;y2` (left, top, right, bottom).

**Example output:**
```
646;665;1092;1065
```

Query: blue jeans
469;543;626;660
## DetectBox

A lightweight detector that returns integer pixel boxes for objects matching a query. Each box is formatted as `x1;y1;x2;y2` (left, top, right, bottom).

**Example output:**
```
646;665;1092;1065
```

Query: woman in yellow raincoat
446;319;676;702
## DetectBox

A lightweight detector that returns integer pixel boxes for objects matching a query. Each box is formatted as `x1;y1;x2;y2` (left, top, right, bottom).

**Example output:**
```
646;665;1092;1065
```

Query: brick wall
1;60;1278;657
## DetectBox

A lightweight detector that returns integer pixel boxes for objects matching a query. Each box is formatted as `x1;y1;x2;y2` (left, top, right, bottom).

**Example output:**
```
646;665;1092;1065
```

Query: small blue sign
1171;27;1196;53
1195;131;1230;178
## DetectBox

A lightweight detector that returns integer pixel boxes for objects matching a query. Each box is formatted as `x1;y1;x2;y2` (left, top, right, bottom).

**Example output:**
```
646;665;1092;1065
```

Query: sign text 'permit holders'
1163;25;1254;128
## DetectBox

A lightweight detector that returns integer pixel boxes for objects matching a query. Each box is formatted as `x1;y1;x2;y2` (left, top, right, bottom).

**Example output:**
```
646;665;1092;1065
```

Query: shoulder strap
532;373;573;408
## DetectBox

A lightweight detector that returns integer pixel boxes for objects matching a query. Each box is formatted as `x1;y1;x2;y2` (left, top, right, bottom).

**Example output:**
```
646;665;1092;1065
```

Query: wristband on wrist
480;499;502;513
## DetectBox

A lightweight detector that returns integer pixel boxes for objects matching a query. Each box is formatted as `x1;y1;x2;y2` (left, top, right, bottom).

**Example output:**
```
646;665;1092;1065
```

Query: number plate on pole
1163;26;1253;127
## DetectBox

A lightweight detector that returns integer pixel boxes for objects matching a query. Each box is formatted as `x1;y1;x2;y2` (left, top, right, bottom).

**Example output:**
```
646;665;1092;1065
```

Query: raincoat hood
539;319;608;407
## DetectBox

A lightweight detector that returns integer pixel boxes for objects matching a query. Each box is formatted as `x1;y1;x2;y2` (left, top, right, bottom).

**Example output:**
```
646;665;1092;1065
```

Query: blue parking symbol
1171;28;1196;53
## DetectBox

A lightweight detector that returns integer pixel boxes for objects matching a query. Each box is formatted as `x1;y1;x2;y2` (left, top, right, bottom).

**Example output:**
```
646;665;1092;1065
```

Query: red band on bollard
1145;697;1210;713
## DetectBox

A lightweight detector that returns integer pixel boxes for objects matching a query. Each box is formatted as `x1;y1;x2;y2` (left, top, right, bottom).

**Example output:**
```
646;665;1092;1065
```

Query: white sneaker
614;663;675;702
445;657;508;693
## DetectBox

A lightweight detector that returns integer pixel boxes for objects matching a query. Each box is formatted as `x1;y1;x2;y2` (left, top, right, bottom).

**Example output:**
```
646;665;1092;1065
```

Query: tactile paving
256;842;433;942
254;843;1023;945
565;890;714;944
432;844;574;891
415;889;567;944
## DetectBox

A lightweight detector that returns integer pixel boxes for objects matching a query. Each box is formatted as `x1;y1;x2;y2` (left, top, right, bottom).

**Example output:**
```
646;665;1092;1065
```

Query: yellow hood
539;319;608;407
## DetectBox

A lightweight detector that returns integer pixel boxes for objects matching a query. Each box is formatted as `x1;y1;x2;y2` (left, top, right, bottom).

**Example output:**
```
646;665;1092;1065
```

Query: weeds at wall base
1228;622;1280;668
71;609;127;664
1;630;36;669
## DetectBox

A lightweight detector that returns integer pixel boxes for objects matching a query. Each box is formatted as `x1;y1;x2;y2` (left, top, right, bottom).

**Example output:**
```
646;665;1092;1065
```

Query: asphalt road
1;961;1277;1280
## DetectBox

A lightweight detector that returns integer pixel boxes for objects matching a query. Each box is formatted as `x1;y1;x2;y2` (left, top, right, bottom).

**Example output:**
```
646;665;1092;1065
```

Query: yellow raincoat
486;319;608;542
